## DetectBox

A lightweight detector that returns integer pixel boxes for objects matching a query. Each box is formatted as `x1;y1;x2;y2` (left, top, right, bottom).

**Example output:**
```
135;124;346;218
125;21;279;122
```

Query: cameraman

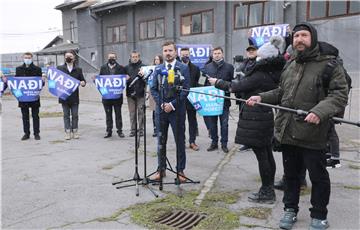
125;51;146;137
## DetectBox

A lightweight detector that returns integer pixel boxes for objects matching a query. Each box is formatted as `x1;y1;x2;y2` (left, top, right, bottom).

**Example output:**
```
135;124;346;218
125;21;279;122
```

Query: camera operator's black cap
246;45;257;51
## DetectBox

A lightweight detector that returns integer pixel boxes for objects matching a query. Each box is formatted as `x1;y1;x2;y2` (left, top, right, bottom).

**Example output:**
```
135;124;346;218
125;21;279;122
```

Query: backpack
321;57;352;118
321;57;352;95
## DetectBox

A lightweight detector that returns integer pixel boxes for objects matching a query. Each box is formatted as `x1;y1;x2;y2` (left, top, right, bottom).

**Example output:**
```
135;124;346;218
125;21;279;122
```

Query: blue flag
0;78;5;96
94;75;127;99
47;67;80;100
187;86;224;116
177;44;212;69
7;76;43;102
249;24;289;48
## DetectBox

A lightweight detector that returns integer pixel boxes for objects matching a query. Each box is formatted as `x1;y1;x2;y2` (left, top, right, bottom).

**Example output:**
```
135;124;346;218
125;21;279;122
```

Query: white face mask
24;58;32;65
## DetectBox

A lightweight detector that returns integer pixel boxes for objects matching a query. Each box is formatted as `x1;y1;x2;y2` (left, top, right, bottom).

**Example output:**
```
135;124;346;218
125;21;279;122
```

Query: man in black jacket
57;50;86;140
125;51;146;137
180;47;200;151
203;47;234;153
15;52;44;140
99;52;126;138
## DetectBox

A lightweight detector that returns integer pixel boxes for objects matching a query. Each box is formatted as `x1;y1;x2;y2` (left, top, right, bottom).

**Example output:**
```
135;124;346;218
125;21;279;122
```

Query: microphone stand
180;88;360;127
112;78;158;197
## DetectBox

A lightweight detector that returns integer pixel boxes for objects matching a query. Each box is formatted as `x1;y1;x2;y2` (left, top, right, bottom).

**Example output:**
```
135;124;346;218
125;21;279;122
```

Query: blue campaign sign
187;86;224;116
46;67;80;100
0;78;4;96
7;76;43;102
94;75;127;99
249;24;289;48
177;44;212;69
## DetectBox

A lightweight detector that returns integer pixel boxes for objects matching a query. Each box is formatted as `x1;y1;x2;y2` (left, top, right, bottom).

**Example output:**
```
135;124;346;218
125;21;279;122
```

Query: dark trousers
208;106;229;146
21;106;40;135
186;108;198;144
282;145;330;220
252;145;276;187
327;123;340;159
103;103;123;133
152;111;158;133
158;109;186;172
62;103;79;131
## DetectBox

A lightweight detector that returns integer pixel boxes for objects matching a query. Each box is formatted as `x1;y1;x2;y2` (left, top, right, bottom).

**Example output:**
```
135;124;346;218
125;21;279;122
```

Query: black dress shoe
239;145;250;151
152;132;157;137
221;145;229;153
274;177;285;191
118;132;125;138
104;133;112;138
34;134;41;140
207;144;218;151
21;134;30;141
129;132;135;137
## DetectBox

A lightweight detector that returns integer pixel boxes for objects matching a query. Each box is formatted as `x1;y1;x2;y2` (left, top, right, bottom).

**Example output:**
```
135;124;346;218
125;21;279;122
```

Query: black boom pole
180;88;360;127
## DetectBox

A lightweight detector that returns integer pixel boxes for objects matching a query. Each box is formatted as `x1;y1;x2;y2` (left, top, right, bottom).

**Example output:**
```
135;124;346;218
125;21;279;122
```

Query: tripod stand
112;88;158;197
148;69;200;192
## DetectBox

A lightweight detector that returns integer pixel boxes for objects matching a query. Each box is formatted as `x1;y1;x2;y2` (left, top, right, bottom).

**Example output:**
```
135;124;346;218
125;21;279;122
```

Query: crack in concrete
194;145;238;206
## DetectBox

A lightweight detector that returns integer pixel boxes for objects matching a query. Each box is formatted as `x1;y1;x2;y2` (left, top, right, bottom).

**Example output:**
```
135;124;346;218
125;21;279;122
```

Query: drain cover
155;210;206;229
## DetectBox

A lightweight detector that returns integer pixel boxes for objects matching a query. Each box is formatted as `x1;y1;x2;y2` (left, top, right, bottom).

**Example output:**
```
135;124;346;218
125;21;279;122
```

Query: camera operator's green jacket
260;43;348;150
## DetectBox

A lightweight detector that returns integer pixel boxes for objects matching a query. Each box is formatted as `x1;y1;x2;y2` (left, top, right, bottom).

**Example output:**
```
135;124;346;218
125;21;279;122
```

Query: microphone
161;67;168;86
128;74;142;88
144;69;154;80
168;69;175;85
175;68;185;84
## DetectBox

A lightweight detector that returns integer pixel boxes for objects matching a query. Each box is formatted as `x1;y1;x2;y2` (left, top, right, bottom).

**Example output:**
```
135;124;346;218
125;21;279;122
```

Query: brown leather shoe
189;143;199;151
151;171;166;181
178;172;187;183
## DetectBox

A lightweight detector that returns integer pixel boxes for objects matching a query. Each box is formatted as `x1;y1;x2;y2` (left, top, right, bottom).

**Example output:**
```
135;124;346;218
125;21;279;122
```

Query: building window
106;25;126;44
234;1;275;29
139;18;165;40
181;9;214;35
70;21;76;41
307;0;360;20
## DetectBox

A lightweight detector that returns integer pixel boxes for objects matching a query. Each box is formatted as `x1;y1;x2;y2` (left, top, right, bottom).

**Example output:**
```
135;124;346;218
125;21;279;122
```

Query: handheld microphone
160;67;168;86
168;69;175;85
128;74;142;88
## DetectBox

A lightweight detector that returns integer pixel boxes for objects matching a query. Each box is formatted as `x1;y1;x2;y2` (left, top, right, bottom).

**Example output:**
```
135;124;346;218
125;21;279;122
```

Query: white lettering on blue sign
251;24;288;38
95;77;125;88
8;79;42;90
47;68;78;90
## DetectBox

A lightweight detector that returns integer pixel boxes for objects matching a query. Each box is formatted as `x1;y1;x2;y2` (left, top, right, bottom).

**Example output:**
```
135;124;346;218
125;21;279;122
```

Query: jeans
186;108;198;144
103;103;123;133
208;106;229;146
127;97;145;133
252;145;276;187
21;106;40;135
62;103;79;131
282;145;330;220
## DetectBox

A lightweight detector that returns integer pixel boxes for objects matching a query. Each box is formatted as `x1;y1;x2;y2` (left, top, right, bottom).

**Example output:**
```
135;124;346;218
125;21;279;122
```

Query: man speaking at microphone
150;41;190;182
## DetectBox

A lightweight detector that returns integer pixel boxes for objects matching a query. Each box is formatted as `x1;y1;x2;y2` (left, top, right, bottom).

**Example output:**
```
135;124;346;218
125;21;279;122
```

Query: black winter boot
248;186;276;204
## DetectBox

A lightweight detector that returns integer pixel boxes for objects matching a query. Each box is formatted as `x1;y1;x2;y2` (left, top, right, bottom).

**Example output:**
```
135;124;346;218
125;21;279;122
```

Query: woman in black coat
57;50;86;140
209;36;286;204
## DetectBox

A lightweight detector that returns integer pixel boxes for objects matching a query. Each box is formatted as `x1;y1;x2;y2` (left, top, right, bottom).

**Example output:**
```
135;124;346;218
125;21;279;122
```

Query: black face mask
108;59;116;65
65;57;73;63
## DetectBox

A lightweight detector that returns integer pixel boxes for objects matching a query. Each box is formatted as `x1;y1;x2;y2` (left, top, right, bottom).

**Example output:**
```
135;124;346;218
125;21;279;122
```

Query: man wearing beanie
246;22;348;230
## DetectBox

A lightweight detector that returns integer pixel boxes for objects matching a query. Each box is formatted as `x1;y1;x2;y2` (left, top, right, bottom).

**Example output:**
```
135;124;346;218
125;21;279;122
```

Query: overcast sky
0;0;64;54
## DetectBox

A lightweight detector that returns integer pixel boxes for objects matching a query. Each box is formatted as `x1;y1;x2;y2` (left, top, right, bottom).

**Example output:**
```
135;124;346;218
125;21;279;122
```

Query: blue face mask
24;59;32;65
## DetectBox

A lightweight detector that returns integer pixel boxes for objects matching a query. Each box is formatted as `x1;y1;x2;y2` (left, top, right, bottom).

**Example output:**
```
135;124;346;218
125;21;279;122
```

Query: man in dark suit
57;50;86;140
15;52;44;140
150;41;190;182
99;52;126;138
179;47;200;151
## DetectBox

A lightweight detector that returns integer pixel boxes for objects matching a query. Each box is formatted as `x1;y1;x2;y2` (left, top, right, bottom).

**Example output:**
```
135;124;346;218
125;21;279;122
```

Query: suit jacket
185;61;200;110
150;60;190;113
15;63;43;108
99;62;126;105
56;64;86;105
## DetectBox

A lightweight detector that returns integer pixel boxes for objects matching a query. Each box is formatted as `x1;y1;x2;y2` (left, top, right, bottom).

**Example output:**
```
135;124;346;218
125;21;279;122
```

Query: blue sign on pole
177;44;212;69
249;24;289;48
187;86;224;116
94;75;127;99
46;67;80;100
7;76;43;102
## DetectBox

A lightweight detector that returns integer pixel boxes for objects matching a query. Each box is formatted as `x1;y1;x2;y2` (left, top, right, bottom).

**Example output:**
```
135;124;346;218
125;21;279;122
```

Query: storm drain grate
155;210;206;229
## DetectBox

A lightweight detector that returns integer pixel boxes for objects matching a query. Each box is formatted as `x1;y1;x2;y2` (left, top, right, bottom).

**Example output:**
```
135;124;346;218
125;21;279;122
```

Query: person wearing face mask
57;50;86;140
202;47;234;153
179;47;200;151
14;52;44;140
99;52;126;138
